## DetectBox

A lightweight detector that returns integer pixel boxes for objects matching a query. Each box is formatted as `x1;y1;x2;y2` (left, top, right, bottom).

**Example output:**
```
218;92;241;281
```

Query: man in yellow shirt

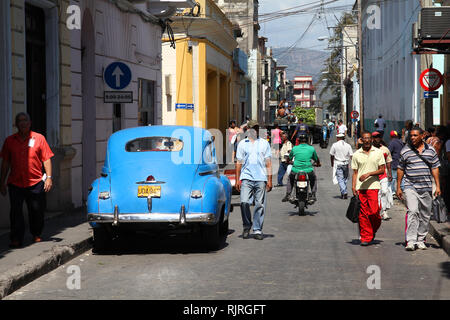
351;131;386;246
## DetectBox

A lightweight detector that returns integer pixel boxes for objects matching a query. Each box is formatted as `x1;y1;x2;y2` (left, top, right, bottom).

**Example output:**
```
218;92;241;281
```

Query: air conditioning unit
129;0;196;17
419;7;450;39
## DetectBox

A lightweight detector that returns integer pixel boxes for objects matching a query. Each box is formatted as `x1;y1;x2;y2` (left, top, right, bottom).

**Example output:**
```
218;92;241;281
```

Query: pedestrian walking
425;126;443;157
271;123;282;158
0;113;54;248
351;131;386;246
372;132;393;220
388;130;404;196
235;120;273;240
277;132;293;187
337;120;347;136
291;118;309;145
330;133;353;199
397;127;441;251
228;120;239;163
402;120;413;144
443;130;450;209
374;114;386;138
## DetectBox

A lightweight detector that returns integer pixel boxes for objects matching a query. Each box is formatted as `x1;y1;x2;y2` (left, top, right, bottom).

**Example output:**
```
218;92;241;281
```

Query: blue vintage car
87;126;232;252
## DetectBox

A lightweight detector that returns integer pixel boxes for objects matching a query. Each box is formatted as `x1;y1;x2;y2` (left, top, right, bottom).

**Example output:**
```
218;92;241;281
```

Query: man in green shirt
282;134;321;202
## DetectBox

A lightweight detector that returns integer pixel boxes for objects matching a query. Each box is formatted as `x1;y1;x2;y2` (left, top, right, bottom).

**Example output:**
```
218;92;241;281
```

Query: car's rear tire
93;226;112;254
220;218;229;237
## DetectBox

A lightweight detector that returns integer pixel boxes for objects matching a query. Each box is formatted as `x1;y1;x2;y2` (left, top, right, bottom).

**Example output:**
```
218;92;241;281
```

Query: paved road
5;143;450;300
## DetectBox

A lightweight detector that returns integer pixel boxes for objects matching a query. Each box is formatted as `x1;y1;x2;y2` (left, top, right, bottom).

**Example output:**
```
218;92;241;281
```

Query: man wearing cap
388;130;404;196
330;133;353;199
235;120;273;240
351;131;386;246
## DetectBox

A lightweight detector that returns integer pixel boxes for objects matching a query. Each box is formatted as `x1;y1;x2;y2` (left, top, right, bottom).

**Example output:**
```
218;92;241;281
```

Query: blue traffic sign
104;62;132;90
424;91;439;99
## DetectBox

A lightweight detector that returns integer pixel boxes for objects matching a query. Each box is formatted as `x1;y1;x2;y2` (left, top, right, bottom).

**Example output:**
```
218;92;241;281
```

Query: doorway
25;3;46;135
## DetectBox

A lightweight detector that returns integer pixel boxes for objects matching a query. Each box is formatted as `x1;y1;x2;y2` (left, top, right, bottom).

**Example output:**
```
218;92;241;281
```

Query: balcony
129;0;196;17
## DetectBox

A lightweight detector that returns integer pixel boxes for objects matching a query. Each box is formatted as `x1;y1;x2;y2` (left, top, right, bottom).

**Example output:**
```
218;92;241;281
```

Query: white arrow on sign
112;66;124;88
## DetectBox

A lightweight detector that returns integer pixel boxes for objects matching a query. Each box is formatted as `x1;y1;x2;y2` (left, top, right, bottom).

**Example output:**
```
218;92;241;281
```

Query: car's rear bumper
87;212;216;224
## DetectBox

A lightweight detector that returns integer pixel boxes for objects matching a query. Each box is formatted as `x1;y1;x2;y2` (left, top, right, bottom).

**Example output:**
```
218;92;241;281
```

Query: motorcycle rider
282;133;321;203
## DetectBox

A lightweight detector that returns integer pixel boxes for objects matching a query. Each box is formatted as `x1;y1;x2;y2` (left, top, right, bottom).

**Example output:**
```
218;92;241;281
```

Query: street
4;144;450;300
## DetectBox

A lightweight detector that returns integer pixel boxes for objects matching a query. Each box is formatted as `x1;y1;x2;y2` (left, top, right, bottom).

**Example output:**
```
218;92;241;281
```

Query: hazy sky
259;0;356;51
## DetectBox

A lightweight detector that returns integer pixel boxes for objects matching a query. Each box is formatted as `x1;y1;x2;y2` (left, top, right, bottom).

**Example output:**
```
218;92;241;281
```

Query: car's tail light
297;175;307;182
146;175;155;182
224;169;235;176
99;191;110;199
191;190;202;198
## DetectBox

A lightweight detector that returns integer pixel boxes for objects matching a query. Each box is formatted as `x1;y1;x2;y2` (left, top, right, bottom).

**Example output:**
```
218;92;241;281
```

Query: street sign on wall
419;68;443;91
104;91;133;103
424;91;439;99
104;62;132;90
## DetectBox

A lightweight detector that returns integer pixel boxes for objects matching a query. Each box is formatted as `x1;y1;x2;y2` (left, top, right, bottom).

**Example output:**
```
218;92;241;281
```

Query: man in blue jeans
330;133;353;199
236;120;273;240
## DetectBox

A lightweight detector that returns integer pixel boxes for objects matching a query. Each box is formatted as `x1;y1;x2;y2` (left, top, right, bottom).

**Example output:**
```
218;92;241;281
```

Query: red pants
358;189;381;243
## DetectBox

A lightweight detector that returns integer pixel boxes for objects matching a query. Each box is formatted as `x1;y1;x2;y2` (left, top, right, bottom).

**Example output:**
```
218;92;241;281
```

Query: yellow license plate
137;186;161;198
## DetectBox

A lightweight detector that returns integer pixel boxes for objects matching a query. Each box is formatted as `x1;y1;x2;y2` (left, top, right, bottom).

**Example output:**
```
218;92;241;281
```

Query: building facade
359;0;439;134
293;76;316;108
0;0;191;228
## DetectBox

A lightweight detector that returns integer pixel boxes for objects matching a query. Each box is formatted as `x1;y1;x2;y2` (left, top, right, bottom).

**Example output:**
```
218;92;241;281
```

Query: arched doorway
81;9;96;202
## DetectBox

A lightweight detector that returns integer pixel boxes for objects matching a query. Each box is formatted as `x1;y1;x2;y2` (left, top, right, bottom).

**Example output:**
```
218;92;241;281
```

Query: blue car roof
105;126;215;170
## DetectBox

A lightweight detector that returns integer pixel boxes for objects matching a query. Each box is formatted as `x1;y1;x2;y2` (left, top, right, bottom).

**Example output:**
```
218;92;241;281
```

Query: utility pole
357;0;364;131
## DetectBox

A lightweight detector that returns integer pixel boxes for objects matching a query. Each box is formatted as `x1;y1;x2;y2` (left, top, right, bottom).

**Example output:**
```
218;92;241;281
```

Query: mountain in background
271;47;334;107
271;47;328;83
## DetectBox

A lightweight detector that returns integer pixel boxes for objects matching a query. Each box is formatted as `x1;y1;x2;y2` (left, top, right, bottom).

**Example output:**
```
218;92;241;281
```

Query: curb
0;236;92;299
428;220;450;257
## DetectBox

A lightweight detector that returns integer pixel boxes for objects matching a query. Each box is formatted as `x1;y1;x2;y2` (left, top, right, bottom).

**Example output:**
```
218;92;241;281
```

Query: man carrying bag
397;127;441;251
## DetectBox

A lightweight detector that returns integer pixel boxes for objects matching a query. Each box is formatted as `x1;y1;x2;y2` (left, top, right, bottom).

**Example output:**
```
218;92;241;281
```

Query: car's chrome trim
199;170;217;176
87;212;217;224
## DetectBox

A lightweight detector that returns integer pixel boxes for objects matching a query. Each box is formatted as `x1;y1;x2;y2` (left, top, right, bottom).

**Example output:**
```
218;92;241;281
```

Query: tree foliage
317;12;357;115
292;107;316;125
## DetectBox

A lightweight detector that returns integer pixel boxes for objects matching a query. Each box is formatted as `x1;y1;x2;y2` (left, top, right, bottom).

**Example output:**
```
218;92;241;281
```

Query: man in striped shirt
397;127;441;251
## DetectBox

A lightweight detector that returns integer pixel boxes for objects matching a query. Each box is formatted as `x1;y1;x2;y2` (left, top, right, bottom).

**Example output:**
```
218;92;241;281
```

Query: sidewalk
387;198;450;257
0;208;92;299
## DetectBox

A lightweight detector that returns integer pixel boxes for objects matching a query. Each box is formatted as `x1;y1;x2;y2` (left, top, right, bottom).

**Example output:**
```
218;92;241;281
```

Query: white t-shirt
330;140;353;165
337;124;347;135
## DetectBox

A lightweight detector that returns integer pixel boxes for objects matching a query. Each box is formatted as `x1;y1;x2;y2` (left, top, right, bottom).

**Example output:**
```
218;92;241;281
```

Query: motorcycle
290;163;321;216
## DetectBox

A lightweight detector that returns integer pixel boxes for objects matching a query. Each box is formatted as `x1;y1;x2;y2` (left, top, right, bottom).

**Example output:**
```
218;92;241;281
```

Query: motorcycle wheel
298;200;306;216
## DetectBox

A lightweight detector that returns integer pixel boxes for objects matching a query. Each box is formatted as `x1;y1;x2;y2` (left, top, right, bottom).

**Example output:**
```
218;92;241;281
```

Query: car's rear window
125;137;183;152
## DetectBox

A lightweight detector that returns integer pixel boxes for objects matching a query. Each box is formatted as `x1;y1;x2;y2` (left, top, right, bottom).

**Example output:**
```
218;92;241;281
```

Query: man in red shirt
0;113;54;248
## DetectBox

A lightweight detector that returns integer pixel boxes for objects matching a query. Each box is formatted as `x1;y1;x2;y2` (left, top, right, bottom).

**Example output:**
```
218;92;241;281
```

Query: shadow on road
284;210;319;217
440;262;450;279
93;230;232;256
347;239;384;246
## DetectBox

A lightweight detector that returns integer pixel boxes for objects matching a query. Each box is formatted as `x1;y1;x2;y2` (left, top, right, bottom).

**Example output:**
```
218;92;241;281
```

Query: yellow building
161;0;238;135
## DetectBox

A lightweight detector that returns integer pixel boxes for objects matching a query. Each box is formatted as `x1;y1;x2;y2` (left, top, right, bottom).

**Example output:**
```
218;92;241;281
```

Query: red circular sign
420;68;444;91
351;111;359;119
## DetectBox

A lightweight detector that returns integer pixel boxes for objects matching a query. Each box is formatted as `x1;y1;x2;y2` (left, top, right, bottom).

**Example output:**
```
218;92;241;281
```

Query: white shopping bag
332;163;338;185
286;164;292;176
